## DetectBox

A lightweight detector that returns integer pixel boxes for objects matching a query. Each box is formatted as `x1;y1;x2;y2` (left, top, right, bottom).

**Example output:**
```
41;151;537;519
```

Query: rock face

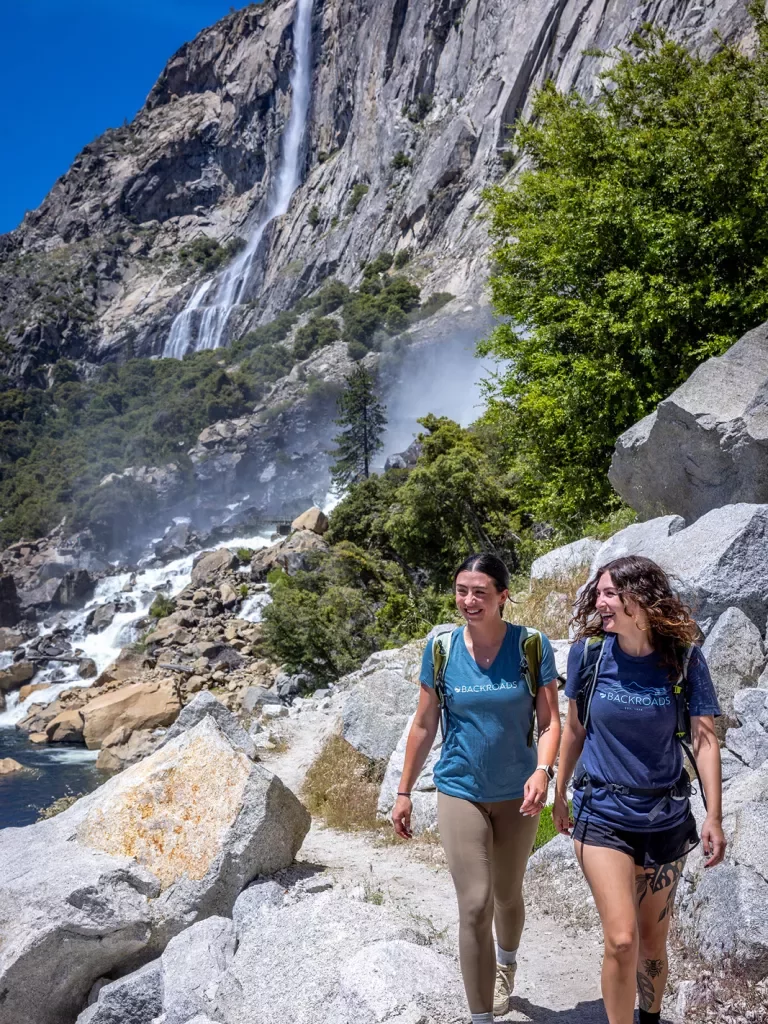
290;506;329;535
0;717;310;1024
250;528;328;580
81;679;181;750
377;712;440;834
0;0;754;381
530;537;601;582
590;504;768;630
341;644;422;762
701;608;766;717
610;321;768;523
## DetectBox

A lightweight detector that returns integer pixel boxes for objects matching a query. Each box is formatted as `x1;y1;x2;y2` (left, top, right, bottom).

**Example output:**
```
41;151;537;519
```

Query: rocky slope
0;0;757;382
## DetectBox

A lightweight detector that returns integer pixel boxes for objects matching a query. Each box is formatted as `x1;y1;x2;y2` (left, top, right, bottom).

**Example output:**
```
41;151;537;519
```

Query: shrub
307;205;320;227
391;151;412;169
302;734;383;830
346;183;369;214
236;547;254;562
149;593;176;619
347;340;369;361
393;248;412;268
293;316;341;360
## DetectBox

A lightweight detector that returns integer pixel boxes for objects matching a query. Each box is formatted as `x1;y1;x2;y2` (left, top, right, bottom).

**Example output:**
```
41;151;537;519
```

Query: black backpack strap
576;635;608;729
674;645;707;812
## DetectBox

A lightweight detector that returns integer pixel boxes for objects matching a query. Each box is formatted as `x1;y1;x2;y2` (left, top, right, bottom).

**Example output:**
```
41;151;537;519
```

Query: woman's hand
701;814;726;868
520;769;548;817
553;790;573;836
391;795;413;839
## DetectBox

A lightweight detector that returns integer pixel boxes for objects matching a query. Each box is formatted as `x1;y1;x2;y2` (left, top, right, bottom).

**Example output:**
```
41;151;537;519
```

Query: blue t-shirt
565;636;721;832
420;623;558;803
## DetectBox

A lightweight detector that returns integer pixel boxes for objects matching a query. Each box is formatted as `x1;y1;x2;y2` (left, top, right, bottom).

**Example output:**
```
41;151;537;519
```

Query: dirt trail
258;702;609;1023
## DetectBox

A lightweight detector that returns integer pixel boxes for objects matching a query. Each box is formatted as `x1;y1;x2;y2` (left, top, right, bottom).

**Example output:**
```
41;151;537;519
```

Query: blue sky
0;1;254;235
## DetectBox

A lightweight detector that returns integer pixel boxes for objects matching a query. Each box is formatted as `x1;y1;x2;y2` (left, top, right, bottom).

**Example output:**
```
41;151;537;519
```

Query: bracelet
397;791;411;797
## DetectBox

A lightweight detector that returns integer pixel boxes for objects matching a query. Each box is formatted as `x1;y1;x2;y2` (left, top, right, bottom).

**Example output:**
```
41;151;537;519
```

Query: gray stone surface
341;646;422;762
725;719;768;770
377;713;440;835
589;515;686;575
610;321;768;522
678;863;768;963
702;607;766;716
0;717;309;1024
210;886;466;1024
242;685;282;712
162;691;256;759
75;961;162;1024
594;505;768;630
160;917;236;1024
530;538;601;581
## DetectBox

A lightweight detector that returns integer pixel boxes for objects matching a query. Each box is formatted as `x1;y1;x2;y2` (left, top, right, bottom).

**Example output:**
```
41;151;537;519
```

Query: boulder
290;506;330;535
377;713;439;834
525;834;599;929
46;709;85;744
0;574;21;627
219;582;238;608
19;570;94;612
0;661;35;692
85;602;119;634
95;727;163;772
593;505;768;629
95;647;154;687
162;692;256;759
78;657;98;679
154;521;195;561
208;886;466;1024
146;618;190;646
17;681;48;701
609;320;768;522
701;607;766;715
725;720;768;770
0;627;23;651
191;549;236;586
0;758;25;775
76;961;161;1024
81;680;180;749
0;716;311;1024
530;538;601;582
242;686;282;712
158;916;236;1024
250;530;328;581
341;646;422;762
589;515;686;575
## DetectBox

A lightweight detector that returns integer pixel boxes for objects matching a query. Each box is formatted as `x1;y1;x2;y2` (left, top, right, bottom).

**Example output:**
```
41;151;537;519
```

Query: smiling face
595;571;648;634
455;570;508;625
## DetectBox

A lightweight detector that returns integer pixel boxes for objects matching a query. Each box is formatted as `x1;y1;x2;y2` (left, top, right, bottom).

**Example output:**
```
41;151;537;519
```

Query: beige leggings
438;792;540;1014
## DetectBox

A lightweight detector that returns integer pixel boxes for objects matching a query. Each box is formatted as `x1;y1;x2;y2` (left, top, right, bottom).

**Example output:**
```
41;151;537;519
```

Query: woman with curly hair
553;555;725;1024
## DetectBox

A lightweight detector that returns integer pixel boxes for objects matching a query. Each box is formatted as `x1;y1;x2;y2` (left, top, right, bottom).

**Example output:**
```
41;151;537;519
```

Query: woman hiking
554;555;726;1024
391;553;561;1024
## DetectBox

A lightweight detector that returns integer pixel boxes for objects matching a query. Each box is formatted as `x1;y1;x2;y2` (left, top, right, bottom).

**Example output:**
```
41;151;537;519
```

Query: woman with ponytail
554;555;725;1024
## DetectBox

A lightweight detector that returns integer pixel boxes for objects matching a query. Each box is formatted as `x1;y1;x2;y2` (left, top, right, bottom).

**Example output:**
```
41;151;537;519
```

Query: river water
0;530;273;829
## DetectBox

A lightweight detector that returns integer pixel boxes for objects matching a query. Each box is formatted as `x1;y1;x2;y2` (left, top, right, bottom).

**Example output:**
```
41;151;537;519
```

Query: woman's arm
520;680;561;816
692;714;727;867
391;683;441;839
553;699;586;835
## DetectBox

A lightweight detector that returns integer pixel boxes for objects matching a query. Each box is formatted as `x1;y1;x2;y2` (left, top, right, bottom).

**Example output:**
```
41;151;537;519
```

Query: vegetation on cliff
483;10;768;528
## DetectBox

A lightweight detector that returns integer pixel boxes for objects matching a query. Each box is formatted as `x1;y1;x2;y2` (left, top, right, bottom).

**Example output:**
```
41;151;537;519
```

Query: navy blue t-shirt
565;635;720;831
420;623;557;803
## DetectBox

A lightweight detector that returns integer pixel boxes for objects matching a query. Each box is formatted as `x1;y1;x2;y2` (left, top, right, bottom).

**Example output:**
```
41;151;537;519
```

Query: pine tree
329;366;387;490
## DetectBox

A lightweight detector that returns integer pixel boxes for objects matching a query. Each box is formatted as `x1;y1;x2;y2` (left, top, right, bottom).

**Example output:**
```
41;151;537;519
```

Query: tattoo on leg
636;970;656;1011
643;958;664;979
636;858;684;918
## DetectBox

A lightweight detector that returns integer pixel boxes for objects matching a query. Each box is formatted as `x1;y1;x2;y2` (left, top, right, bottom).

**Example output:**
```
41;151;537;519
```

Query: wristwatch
536;764;555;781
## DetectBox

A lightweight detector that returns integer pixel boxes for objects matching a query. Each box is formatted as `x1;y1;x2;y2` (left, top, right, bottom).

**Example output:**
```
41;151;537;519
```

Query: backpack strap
519;626;543;747
576;634;608;730
674;644;707;812
432;625;457;743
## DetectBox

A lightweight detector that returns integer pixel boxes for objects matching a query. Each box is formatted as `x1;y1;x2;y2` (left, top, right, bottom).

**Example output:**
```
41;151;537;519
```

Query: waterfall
164;0;314;360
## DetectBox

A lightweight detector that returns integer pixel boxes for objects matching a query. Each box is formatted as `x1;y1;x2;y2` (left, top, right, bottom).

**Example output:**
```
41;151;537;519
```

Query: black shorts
572;811;699;867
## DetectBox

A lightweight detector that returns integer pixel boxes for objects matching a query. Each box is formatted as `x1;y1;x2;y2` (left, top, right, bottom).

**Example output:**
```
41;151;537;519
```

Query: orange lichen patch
77;725;250;889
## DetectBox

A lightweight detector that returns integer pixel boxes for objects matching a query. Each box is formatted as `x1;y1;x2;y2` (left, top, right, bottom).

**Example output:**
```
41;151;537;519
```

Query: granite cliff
0;0;757;383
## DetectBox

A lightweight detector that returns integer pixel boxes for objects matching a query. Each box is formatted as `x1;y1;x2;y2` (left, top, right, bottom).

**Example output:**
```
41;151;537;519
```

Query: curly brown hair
571;555;700;678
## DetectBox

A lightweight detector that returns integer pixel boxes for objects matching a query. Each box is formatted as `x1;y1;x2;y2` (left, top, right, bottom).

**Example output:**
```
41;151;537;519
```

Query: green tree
482;12;768;527
329;366;387;489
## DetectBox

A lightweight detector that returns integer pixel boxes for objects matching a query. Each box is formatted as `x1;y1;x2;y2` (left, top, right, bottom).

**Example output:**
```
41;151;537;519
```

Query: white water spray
164;0;314;359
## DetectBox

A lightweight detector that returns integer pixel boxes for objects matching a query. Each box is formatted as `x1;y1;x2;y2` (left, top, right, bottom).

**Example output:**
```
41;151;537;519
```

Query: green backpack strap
519;626;543;747
432;625;457;742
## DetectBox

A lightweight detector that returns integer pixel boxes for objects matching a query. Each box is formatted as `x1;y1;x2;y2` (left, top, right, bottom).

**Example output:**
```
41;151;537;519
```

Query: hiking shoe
493;962;517;1016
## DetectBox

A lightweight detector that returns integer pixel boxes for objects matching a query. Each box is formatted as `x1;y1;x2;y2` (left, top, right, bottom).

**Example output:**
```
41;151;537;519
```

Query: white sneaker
493;962;517;1016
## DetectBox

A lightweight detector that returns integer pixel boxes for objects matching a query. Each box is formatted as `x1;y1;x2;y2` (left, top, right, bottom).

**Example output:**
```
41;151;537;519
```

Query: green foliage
403;94;433;123
178;235;244;274
391;151;412;170
293;316;341;360
239;582;249;599
307;205;320;228
329;366;387;489
236;547;254;563
393;248;412;269
482;19;768;527
346;183;370;214
409;291;454;322
343;275;420;347
533;802;570;852
149;593;176;619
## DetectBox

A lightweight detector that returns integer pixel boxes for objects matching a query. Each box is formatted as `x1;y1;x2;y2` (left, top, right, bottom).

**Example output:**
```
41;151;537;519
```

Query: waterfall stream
164;0;314;359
